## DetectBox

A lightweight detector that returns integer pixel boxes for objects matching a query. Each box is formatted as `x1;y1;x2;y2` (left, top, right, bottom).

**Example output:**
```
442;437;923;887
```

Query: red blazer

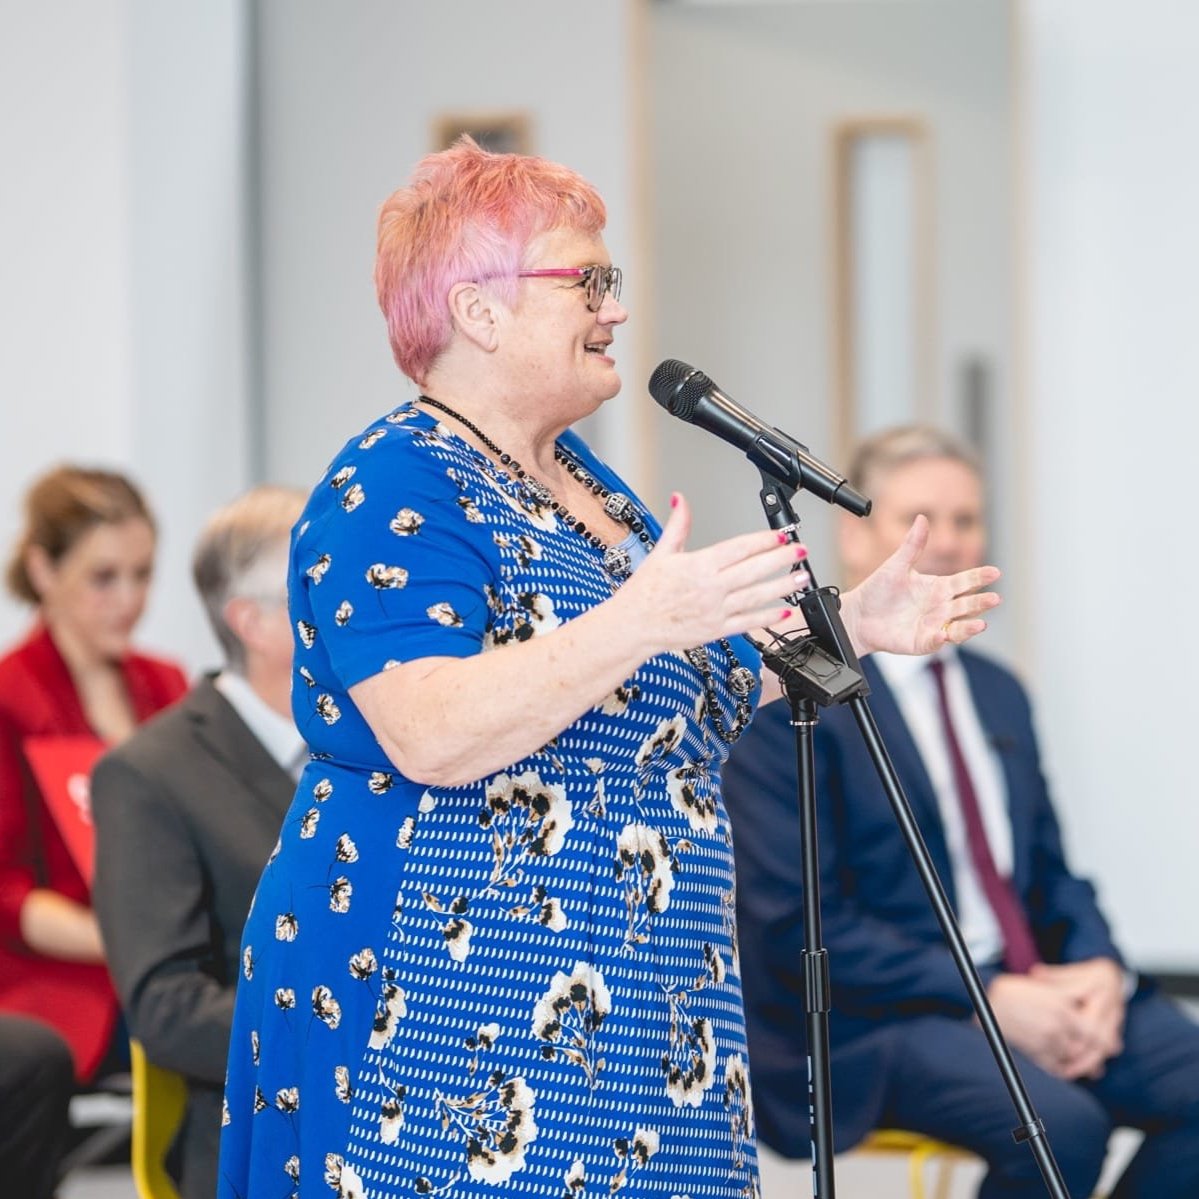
0;624;187;1080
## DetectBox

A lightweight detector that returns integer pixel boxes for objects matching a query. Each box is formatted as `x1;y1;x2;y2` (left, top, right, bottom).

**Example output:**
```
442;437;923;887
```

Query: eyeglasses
516;264;622;312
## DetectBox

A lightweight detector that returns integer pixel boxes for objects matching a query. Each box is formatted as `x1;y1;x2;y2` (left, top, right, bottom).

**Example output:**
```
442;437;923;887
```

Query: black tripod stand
753;471;1072;1199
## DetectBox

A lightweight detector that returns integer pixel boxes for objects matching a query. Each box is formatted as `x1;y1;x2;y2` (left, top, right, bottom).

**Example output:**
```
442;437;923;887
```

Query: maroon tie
927;659;1039;973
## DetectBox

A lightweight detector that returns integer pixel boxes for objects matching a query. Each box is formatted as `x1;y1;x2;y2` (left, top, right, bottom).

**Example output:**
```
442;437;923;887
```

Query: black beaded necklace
416;394;756;743
417;394;652;579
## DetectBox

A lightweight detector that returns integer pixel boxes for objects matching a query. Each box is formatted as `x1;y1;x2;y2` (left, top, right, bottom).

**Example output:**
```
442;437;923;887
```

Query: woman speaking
218;138;998;1198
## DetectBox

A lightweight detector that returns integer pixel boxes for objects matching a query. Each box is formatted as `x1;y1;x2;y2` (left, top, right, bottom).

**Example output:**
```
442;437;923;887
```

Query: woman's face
30;518;157;661
504;228;629;418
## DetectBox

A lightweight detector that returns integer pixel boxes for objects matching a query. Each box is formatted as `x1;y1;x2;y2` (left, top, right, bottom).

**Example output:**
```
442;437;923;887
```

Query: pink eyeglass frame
516;265;622;311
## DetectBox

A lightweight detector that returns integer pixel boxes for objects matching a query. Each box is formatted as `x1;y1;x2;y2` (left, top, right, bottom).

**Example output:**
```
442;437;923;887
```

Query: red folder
23;735;106;886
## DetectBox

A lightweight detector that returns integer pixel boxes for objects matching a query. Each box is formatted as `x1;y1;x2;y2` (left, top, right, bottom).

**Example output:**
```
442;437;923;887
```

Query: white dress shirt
872;650;1012;966
214;671;308;781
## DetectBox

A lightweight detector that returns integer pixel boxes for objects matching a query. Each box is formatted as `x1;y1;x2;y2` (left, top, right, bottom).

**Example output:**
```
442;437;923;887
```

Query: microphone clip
757;472;871;709
761;630;867;709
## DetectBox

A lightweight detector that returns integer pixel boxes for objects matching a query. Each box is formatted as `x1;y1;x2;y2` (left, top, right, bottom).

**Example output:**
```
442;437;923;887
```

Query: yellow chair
130;1039;188;1199
857;1128;977;1199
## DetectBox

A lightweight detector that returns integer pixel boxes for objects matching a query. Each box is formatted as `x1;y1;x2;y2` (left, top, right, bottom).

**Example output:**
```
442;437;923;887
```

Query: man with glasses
92;484;306;1199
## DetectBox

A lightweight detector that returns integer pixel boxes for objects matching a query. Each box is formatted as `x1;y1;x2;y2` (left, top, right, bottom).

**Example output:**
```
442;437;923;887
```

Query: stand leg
848;696;1072;1199
792;696;835;1199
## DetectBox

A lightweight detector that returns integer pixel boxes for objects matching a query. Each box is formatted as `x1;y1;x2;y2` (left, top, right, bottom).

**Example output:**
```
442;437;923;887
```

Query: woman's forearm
19;889;105;962
351;585;661;787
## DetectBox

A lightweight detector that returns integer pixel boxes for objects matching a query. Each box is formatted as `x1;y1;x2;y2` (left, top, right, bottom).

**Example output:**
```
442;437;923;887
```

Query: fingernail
776;531;789;545
780;609;792;620
795;545;808;560
670;493;679;509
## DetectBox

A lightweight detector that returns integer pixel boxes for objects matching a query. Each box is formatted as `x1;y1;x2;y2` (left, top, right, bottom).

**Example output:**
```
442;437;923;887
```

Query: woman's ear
446;281;500;353
23;544;54;602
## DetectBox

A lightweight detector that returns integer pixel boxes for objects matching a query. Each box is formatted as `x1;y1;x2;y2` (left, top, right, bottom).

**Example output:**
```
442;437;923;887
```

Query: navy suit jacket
722;648;1122;1155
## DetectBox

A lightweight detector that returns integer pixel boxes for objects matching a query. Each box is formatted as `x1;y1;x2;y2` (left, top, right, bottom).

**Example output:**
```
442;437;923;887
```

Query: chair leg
932;1156;958;1199
909;1140;961;1199
57;1120;132;1179
909;1142;930;1199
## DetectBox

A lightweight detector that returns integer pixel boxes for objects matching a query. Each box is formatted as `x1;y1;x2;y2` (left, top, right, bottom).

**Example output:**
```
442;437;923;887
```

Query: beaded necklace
418;394;652;578
416;394;757;743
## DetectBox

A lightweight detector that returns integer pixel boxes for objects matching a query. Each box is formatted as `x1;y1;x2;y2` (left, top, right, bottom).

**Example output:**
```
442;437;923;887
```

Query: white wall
1;2;137;635
1021;1;1199;971
0;0;251;673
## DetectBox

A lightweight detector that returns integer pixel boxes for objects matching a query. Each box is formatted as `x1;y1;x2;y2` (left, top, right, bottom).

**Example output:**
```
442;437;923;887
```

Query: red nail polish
776;531;789;545
795;545;808;560
670;493;679;509
780;609;792;620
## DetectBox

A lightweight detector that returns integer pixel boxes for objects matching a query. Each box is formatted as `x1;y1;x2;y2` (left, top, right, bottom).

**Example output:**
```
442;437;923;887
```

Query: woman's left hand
841;515;1001;657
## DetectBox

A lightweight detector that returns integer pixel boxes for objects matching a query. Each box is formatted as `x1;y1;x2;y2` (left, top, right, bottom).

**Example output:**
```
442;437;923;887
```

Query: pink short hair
375;136;608;382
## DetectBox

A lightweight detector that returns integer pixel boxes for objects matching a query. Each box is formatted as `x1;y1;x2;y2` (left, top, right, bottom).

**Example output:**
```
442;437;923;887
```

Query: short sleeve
292;421;502;692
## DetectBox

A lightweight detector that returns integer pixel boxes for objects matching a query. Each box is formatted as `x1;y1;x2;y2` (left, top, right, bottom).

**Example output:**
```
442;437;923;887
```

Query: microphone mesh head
648;359;710;420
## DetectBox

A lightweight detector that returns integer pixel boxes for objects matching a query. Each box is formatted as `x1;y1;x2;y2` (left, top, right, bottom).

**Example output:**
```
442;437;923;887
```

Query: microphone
648;359;871;517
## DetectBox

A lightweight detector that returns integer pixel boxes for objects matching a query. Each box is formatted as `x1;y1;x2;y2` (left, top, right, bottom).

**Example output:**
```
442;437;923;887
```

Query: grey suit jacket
92;675;295;1199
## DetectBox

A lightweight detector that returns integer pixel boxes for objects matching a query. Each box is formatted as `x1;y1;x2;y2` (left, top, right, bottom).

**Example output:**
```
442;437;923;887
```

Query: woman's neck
43;614;136;742
43;614;113;679
415;390;568;481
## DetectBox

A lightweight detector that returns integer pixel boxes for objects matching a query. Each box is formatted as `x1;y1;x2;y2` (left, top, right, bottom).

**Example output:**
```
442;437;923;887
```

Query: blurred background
2;0;1196;999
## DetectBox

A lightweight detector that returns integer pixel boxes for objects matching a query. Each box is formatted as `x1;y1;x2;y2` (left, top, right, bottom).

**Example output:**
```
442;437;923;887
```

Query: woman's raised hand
841;515;1002;657
616;493;808;653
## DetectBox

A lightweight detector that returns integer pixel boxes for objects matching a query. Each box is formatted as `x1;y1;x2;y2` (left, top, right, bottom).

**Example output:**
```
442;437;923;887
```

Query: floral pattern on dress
420;1027;540;1192
416;767;575;964
531;961;611;1088
614;822;693;952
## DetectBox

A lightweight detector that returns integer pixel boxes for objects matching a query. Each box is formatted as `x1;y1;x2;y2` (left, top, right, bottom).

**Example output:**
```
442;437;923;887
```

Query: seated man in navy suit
724;425;1199;1198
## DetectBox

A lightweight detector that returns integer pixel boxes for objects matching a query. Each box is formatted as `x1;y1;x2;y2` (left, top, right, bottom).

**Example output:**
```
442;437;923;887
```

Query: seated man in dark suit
92;484;305;1199
724;426;1199;1198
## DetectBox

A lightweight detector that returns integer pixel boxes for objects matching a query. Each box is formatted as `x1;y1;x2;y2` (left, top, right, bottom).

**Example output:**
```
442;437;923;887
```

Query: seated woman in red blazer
0;465;187;1083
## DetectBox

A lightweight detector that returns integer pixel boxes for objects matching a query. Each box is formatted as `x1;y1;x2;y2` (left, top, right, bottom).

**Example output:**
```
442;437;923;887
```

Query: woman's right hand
615;493;807;653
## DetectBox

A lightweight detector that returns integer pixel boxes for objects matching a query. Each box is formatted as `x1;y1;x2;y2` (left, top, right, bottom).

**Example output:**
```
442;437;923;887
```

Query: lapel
119;653;176;723
860;656;956;895
958;650;1031;891
184;676;295;818
23;624;93;734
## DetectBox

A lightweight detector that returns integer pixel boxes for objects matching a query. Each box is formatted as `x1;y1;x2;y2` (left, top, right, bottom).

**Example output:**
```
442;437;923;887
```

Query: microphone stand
753;469;1071;1199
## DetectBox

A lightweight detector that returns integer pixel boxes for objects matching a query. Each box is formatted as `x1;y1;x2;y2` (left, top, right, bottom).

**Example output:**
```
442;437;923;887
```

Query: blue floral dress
218;402;763;1199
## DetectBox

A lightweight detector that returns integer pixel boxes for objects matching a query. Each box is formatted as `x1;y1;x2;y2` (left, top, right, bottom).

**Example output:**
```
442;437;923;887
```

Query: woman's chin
91;628;137;662
592;370;623;405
